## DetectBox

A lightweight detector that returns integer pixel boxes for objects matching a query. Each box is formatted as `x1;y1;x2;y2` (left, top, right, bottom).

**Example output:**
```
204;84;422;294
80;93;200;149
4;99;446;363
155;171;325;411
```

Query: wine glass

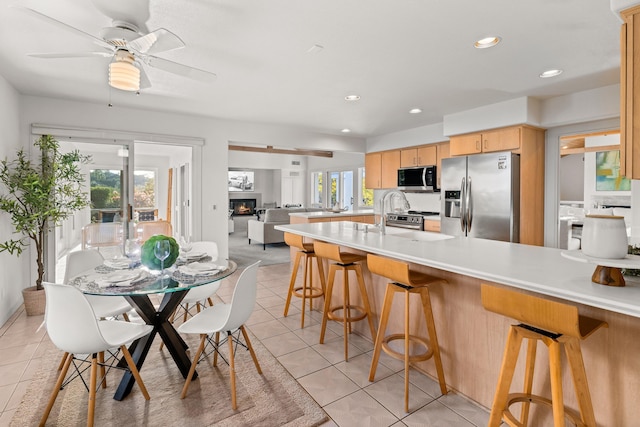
180;235;192;257
154;239;171;275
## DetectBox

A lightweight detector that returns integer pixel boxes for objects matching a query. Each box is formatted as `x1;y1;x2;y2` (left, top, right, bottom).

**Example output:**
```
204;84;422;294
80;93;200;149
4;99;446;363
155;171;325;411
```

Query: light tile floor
0;263;493;427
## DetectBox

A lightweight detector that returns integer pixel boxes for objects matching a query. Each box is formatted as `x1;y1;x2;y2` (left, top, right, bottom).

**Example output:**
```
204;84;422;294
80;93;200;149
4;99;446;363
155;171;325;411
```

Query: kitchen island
288;209;376;224
275;221;640;426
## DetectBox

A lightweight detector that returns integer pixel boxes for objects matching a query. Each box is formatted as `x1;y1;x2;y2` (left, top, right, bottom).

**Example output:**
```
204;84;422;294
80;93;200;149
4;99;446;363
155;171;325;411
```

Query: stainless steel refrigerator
440;151;520;242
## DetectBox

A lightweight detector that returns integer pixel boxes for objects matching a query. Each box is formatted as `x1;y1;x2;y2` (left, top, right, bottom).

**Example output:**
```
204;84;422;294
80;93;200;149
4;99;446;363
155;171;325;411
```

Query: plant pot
22;286;45;316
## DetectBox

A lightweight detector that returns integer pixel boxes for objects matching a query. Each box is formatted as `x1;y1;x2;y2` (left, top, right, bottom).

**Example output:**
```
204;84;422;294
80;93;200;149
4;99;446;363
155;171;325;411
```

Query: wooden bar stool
283;232;326;328
313;241;377;362
481;284;608;427
367;253;448;413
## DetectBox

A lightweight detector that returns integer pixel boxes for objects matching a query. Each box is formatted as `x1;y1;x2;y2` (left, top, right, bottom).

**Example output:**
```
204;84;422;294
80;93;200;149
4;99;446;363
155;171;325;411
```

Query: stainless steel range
385;210;439;230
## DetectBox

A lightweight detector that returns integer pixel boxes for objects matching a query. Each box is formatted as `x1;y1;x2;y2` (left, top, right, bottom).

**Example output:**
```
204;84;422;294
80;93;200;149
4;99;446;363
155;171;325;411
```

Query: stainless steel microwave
397;165;438;192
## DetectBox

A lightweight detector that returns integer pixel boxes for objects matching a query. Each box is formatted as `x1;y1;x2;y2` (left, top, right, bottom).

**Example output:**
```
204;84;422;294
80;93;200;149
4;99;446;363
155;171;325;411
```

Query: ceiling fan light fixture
109;50;140;91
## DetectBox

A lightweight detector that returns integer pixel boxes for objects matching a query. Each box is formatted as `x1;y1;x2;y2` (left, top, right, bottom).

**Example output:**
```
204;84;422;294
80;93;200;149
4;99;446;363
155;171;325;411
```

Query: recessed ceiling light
409;108;422;114
474;36;501;49
539;69;563;78
341;128;351;133
345;95;361;101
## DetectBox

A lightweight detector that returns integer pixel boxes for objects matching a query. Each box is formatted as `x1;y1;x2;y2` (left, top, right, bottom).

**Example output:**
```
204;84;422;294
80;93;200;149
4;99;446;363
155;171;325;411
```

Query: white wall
559;154;584;202
0;76;26;326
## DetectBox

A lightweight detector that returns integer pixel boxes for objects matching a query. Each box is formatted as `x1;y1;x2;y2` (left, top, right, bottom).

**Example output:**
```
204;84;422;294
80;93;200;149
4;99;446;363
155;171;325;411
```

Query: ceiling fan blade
28;52;113;59
138;64;152;90
143;55;216;82
129;28;185;55
14;6;113;50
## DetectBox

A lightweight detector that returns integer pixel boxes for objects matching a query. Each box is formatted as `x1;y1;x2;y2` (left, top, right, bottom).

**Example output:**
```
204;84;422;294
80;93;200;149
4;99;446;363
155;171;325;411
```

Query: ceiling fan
18;6;216;92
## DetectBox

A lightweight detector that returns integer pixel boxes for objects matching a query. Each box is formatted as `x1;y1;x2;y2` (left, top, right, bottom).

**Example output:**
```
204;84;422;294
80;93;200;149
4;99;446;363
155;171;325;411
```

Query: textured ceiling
0;0;622;137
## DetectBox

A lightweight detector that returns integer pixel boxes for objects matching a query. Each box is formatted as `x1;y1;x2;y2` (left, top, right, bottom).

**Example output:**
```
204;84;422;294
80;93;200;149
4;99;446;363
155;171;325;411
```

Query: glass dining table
70;258;237;401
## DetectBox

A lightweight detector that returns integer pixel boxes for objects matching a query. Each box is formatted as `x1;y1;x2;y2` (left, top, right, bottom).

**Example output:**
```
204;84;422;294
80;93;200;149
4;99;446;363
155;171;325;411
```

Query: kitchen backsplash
373;190;441;213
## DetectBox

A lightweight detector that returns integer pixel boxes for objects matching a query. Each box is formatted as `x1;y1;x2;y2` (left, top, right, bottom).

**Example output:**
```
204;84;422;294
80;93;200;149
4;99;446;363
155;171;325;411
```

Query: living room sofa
247;207;322;250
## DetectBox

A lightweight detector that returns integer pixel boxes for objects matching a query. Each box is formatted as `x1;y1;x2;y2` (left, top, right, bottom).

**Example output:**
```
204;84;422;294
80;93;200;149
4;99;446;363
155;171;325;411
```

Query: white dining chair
173;241;220;321
178;260;262;410
65;249;133;322
40;282;152;427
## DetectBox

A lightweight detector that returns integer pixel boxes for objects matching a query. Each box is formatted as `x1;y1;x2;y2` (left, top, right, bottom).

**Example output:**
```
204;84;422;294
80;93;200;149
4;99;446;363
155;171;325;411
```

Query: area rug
228;216;291;268
11;330;327;426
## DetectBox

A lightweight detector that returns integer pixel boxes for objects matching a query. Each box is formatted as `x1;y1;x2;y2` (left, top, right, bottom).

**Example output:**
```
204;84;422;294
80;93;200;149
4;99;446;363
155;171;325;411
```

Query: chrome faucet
379;190;410;235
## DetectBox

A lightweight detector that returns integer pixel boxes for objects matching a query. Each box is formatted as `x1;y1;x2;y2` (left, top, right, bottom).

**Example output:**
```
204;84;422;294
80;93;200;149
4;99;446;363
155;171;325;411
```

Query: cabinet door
436;142;450;189
482;127;520;152
417;146;437;166
620;6;640;179
381;150;401;188
424;220;441;232
365;152;382;189
400;148;418;167
450;133;482;156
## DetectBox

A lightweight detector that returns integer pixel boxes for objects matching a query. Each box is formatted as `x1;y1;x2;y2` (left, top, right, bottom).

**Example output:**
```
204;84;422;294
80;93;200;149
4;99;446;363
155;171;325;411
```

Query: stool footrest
327;305;368;323
293;286;324;299
504;393;586;427
381;334;434;363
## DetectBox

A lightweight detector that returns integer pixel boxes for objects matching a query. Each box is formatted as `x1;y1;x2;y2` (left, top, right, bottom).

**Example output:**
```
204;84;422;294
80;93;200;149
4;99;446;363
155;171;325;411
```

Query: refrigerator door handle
466;176;473;232
460;177;466;233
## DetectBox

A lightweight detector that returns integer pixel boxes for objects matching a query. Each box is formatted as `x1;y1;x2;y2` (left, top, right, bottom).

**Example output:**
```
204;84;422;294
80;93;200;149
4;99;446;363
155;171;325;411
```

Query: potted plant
0;135;90;315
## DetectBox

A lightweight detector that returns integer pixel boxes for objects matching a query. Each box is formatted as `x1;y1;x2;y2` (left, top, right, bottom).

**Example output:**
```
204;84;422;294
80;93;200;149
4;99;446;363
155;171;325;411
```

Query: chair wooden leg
564;337;597;427
419;287;447;395
39;352;72;427
488;326;524;427
355;265;376;341
122;312;130;322
98;351;106;389
88;354;98;427
520;338;537;425
404;288;410;413
207;297;214;307
228;332;237;410
120;345;150;400
57;352;69;371
300;254;310;328
319;265;337;344
315;254;327;294
343;267;350;361
213;332;220;367
240;326;262;374
284;252;303;317
548;339;566;427
369;283;395;382
183;303;190;323
181;335;206;399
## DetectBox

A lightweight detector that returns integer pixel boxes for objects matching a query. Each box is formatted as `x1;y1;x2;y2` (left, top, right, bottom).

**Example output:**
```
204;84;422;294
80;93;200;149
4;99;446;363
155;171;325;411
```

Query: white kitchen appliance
440;151;520;242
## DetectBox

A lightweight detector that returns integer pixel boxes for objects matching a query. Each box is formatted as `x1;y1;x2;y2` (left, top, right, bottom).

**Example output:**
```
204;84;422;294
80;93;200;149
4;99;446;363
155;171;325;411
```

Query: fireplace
229;198;256;215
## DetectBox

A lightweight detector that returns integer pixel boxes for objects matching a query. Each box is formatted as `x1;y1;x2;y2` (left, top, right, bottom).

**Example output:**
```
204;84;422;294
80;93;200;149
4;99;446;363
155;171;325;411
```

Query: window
359;167;373;207
311;171;323;207
134;170;156;208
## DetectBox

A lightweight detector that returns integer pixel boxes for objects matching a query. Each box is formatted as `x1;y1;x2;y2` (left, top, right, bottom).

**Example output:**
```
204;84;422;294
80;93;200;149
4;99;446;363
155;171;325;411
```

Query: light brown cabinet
424;219;440;232
436;142;450;189
365;152;382;188
400;146;437;167
620;5;640;178
450;127;520;156
365;150;401;189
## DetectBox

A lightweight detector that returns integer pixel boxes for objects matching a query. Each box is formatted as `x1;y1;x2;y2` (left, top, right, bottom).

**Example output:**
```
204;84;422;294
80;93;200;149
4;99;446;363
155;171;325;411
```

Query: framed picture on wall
228;171;254;192
595;150;631;191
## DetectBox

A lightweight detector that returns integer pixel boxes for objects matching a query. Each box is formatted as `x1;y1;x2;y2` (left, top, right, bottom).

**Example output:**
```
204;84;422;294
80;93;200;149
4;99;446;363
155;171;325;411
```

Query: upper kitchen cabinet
400;145;437;167
436;142;450;188
365;152;382;188
365;150;400;189
620;5;640;179
381;150;401;188
450;126;521;156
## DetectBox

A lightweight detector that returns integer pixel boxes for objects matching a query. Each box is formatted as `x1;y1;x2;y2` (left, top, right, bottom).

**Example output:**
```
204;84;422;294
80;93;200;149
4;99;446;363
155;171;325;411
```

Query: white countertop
288;209;375;219
275;221;640;318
